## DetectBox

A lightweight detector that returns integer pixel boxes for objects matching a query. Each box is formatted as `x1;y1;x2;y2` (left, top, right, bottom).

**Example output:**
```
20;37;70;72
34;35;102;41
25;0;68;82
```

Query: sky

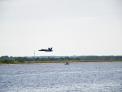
0;0;122;56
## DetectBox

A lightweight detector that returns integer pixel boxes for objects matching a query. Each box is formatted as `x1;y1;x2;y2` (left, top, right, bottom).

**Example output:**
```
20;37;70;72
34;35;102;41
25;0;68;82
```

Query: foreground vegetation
0;56;122;64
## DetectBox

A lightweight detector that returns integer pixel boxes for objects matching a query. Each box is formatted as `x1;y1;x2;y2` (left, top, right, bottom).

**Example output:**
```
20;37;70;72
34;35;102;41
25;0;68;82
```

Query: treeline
0;56;122;64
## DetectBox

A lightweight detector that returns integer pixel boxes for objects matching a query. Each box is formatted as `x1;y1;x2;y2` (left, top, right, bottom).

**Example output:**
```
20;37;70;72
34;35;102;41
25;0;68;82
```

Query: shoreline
0;61;122;65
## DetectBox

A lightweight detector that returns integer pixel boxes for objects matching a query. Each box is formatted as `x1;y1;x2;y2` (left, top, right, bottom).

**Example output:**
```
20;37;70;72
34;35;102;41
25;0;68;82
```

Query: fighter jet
38;48;53;52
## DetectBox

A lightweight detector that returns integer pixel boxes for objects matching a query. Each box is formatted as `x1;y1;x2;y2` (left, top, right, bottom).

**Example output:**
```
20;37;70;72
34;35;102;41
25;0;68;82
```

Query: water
0;62;122;92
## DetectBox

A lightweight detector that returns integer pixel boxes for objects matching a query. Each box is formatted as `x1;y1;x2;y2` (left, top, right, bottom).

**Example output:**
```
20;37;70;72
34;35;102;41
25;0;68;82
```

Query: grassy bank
0;56;122;64
0;60;122;64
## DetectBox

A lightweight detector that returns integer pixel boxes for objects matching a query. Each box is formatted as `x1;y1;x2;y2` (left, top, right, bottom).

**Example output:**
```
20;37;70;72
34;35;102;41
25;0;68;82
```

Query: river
0;62;122;92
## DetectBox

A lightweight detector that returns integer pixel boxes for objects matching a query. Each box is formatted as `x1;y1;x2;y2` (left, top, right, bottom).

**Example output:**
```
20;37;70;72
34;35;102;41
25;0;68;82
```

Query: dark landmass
0;56;122;64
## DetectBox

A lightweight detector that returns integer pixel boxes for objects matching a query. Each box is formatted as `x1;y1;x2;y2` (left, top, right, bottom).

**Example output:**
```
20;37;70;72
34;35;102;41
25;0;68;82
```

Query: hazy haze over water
0;0;122;56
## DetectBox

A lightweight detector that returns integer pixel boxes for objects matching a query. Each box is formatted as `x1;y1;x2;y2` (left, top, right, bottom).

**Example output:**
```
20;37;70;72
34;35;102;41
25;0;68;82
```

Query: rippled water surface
0;62;122;92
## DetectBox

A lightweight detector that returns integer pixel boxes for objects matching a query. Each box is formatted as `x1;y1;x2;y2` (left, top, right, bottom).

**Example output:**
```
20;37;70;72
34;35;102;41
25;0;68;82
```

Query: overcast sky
0;0;122;56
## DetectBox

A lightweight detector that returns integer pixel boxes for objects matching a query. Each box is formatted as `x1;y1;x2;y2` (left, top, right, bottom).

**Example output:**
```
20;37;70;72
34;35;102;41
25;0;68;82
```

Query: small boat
65;62;69;65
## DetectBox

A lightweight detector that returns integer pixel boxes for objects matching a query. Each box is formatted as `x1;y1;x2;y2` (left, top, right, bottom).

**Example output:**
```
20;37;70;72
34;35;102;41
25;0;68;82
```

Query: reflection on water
0;62;122;92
